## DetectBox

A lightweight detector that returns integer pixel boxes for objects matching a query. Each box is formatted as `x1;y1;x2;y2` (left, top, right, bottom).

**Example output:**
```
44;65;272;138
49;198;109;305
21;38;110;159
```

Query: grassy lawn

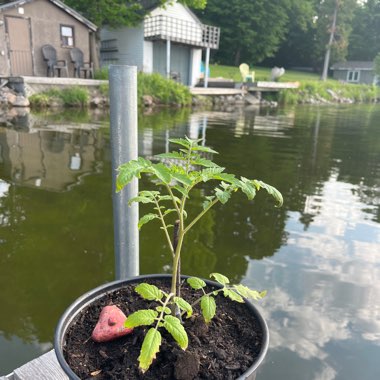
209;64;321;82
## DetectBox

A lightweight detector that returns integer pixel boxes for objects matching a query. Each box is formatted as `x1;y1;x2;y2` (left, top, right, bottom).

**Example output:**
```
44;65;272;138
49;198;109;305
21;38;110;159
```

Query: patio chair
70;48;94;79
239;63;255;82
41;44;68;77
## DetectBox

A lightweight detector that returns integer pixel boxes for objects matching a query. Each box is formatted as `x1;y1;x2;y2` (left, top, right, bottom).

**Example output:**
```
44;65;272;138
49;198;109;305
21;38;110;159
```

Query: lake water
0;105;379;379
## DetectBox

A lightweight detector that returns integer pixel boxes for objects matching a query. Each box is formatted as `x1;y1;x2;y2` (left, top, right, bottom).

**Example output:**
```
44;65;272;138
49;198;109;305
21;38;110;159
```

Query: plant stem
183;198;219;235
154;198;174;256
155;292;173;330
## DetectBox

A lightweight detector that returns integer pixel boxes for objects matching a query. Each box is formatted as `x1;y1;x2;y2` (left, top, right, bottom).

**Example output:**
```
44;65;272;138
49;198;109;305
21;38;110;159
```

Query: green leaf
138;328;162;373
155;152;186;160
138;213;158;229
169;138;191;149
233;285;267;300
171;172;193;186
192;157;220;168
156;306;171;314
151;163;171;184
163;315;188;350
163;208;177;216
128;196;154;205
173;185;188;198
253;180;283;207
201;295;216;323
135;283;163;301
238;177;257;200
187;277;206;290
124;310;158;328
191;145;219;154
173;296;193;318
215;187;231;204
210;273;230;285
223;288;244;303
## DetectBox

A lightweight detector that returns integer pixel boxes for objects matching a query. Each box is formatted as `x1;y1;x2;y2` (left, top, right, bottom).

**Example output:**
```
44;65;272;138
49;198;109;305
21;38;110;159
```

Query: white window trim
347;70;360;82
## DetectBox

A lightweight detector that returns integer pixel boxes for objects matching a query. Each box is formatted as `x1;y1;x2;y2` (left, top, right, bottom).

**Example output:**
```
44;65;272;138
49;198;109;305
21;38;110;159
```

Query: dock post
204;47;210;88
109;65;139;280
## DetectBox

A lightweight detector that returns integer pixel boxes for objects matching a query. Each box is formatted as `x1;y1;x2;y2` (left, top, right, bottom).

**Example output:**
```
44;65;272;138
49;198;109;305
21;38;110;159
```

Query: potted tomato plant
55;137;282;379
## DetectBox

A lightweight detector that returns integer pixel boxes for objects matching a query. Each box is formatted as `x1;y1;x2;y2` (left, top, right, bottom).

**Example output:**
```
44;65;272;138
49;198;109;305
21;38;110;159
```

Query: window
347;70;359;82
60;25;74;47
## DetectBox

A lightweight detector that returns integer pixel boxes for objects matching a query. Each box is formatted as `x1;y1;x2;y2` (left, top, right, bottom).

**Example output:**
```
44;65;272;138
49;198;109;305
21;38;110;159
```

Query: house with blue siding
100;0;220;86
330;61;378;85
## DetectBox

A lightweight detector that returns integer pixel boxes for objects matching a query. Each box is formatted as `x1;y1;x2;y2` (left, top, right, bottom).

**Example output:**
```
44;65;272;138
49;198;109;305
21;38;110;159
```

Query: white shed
100;0;220;87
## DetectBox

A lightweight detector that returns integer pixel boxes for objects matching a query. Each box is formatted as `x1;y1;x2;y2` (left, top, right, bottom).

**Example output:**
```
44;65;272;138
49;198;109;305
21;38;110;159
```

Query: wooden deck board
9;350;68;380
190;87;244;96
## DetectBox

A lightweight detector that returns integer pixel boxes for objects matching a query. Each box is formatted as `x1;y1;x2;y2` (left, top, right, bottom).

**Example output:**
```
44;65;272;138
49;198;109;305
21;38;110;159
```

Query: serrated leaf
156;306;171;314
163;315;188;350
138;213;158;229
215;187;231;204
135;283;163;301
187;277;206;290
171;172;193;186
210;273;230;285
201;295;216;323
223;288;244;303
173;185;188;198
253;180;283;207
151;163;171;184
169;138;191;149
163;208;177;216
191;145;219;154
155;152;186;160
233;285;267;300
128;196;154;205
138;328;162;373
238;177;257;200
173;296;193;318
192;157;220;168
124;310;158;328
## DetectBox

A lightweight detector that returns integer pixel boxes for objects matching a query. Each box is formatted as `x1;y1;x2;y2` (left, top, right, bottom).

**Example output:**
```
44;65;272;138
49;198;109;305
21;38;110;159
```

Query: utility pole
321;0;339;81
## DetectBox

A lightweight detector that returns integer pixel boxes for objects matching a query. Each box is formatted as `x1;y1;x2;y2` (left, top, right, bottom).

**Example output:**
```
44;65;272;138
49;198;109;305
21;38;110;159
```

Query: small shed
100;0;220;86
330;61;378;85
0;0;97;77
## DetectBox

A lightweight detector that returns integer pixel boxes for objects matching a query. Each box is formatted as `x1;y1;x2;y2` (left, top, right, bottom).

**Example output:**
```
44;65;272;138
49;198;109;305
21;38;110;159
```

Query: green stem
155;292;173;330
183;198;219;235
154;198;174;256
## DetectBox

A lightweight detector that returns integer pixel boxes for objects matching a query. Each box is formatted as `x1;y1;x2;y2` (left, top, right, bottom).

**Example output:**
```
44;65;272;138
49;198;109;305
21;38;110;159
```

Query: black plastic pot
55;274;269;380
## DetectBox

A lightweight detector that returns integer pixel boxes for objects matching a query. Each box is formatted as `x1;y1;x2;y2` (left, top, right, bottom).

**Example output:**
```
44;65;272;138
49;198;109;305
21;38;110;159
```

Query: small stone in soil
91;305;133;342
174;351;200;380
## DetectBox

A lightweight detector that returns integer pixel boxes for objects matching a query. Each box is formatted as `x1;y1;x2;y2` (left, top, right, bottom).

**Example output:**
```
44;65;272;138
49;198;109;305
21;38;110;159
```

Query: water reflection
0;105;379;379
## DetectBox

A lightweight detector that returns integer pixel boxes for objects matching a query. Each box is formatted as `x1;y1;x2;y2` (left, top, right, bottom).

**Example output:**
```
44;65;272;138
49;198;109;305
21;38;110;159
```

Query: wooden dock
2;350;68;380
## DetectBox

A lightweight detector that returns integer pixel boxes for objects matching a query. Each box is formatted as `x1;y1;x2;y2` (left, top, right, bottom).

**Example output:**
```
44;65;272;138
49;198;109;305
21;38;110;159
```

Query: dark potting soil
63;279;264;380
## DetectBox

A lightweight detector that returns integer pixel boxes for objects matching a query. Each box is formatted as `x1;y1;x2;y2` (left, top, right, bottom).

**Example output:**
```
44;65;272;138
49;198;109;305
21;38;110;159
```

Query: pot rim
54;274;269;380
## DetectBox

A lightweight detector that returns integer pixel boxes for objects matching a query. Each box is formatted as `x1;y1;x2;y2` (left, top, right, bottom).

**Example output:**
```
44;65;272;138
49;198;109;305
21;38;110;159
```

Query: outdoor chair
70;48;94;79
239;63;255;82
41;44;68;77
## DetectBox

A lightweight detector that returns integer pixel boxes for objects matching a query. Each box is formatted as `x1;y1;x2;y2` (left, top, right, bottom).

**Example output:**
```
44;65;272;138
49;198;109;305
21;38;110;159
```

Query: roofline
0;0;97;31
149;1;202;25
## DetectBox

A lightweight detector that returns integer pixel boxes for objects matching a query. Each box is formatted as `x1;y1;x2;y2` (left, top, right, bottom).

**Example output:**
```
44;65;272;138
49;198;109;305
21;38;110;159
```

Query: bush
29;93;50;108
137;72;191;106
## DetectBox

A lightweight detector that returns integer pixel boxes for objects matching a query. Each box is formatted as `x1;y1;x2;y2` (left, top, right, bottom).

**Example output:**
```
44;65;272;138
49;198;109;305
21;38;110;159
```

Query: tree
63;0;207;27
312;0;357;72
348;0;380;60
195;0;315;66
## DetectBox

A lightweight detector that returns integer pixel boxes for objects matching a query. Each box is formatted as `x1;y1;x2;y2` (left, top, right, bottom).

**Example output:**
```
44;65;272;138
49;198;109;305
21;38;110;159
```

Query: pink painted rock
91;305;133;342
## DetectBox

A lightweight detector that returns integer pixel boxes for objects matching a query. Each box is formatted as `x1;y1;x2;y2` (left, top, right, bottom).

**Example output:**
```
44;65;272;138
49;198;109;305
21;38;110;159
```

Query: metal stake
109;65;139;280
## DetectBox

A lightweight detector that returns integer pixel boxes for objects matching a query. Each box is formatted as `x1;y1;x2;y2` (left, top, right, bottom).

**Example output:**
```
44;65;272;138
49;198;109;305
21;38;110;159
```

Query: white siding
143;40;153;73
147;1;202;43
190;48;202;87
100;25;144;69
149;1;200;24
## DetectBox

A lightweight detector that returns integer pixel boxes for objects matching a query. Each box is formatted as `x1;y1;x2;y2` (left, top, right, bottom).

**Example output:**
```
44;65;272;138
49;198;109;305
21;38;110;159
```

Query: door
153;41;190;85
6;16;33;76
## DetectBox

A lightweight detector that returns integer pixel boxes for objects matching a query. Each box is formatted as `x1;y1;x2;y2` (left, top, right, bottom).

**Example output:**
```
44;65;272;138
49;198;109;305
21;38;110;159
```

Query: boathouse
100;0;220;86
330;61;379;85
0;0;97;77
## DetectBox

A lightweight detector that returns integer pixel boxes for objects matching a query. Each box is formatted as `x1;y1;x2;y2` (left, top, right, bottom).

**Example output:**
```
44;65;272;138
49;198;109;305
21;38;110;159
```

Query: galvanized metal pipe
204;47;210;88
109;65;139;280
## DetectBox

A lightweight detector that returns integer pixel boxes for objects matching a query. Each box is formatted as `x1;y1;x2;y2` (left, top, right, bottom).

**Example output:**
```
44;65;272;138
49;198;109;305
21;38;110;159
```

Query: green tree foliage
62;0;207;27
195;0;315;66
348;0;380;60
312;0;357;68
374;52;380;76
